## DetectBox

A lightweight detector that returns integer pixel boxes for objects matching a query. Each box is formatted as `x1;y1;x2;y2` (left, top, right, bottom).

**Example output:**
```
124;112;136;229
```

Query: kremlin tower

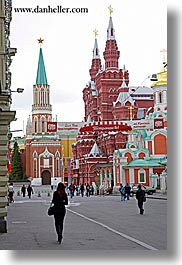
25;39;61;185
31;39;52;134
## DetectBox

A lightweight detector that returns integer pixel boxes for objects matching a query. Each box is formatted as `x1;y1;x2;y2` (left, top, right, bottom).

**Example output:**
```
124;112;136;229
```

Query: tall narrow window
159;92;162;103
42;120;45;132
35;121;37;133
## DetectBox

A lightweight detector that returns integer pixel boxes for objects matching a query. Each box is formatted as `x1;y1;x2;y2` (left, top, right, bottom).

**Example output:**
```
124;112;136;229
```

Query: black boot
58;235;62;244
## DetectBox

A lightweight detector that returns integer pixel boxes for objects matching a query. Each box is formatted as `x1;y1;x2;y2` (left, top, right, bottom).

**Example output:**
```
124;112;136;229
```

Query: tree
10;141;23;181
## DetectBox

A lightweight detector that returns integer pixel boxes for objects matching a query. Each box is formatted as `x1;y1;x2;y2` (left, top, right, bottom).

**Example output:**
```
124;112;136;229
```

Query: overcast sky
9;0;168;136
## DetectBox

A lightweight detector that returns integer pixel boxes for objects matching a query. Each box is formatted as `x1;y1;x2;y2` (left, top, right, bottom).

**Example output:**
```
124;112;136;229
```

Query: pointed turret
36;47;48;85
107;16;115;40
89;29;102;81
92;29;100;59
89;142;102;157
32;38;52;134
103;6;120;70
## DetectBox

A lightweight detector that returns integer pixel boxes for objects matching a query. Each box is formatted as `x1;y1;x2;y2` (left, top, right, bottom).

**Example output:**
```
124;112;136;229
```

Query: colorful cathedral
71;7;167;191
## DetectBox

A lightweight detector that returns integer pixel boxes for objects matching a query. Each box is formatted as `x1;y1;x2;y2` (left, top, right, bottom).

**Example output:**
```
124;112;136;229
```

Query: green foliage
10;141;23;181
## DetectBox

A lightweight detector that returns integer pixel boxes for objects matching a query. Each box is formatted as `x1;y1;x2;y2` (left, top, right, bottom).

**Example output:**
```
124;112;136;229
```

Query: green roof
125;158;166;167
36;48;48;85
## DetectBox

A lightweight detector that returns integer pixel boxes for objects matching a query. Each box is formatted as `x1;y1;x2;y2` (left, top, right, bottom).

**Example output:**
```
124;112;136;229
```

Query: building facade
71;8;156;187
0;0;16;233
113;60;167;191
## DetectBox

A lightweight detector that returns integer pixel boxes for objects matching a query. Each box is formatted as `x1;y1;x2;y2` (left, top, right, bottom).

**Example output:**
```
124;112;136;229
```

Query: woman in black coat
52;182;68;244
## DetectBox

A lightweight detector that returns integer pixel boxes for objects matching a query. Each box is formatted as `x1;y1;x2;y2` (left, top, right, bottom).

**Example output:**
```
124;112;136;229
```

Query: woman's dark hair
57;182;66;196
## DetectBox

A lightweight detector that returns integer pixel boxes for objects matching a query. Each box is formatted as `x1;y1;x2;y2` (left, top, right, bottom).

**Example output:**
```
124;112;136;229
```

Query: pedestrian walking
136;184;146;215
8;182;14;203
86;183;90;197
99;183;105;196
124;183;131;200
21;184;26;197
80;183;85;197
27;184;33;199
52;182;68;244
119;183;125;201
69;183;75;199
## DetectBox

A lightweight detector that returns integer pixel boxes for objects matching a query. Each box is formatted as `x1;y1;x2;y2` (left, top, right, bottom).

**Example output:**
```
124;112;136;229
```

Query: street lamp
11;88;24;93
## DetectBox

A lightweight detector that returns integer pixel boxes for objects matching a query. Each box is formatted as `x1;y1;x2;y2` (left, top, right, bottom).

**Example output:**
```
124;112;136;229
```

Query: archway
41;170;51;185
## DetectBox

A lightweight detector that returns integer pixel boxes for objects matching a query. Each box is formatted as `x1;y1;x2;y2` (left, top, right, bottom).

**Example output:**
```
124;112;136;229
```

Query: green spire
36;47;48;85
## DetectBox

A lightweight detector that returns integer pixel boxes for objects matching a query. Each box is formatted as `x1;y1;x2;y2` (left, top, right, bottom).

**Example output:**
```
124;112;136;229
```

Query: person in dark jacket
27;184;33;199
52;182;68;244
21;184;26;197
124;183;131;200
136;184;146;215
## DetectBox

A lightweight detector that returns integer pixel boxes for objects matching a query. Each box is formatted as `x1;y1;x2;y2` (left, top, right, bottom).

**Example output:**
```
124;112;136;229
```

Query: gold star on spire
93;29;98;39
160;48;167;64
108;5;113;17
37;37;44;47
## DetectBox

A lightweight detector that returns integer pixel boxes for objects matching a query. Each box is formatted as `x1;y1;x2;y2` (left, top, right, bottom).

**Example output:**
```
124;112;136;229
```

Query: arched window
138;168;146;183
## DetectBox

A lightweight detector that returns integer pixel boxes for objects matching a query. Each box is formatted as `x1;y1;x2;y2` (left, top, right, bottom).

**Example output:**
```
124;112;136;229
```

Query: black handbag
48;205;55;216
143;196;146;202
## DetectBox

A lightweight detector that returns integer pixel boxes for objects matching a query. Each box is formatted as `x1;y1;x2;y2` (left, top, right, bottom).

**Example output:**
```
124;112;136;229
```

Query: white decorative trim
38;147;54;178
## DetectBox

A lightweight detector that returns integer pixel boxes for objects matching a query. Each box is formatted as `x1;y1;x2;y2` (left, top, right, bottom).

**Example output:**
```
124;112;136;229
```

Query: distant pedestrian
52;182;68;244
69;183;75;199
80;183;85;197
99;183;105;196
124;183;131;200
90;185;94;195
119;183;125;201
86;183;90;197
8;182;14;203
21;184;26;197
27;184;33;199
136;184;146;215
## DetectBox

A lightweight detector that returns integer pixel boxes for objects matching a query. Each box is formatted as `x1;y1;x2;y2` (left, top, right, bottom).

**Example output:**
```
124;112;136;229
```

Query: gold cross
37;37;44;47
108;5;113;16
93;29;98;39
160;48;167;64
128;106;134;121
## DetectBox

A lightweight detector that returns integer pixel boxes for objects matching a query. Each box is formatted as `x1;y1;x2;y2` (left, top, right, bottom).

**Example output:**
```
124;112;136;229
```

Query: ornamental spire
92;29;100;59
107;6;115;40
36;38;48;85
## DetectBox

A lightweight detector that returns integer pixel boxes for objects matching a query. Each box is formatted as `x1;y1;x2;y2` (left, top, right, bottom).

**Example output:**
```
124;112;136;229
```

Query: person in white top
8;182;14;203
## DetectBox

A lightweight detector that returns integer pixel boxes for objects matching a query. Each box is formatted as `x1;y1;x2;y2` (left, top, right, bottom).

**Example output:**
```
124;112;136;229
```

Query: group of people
67;183;95;198
119;183;131;201
8;182;34;203
50;181;147;246
119;183;146;215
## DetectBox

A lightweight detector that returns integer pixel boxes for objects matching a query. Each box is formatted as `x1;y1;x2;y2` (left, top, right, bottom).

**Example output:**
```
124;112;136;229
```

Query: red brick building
71;11;154;186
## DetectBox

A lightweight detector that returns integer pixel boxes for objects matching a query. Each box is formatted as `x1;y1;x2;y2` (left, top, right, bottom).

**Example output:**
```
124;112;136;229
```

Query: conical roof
89;142;102;156
36;48;48;85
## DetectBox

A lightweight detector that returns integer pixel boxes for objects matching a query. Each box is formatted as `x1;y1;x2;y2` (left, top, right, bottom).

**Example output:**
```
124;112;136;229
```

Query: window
138;168;146;183
139;173;145;182
35;121;37;133
159;92;162;103
42;120;45;132
44;158;49;168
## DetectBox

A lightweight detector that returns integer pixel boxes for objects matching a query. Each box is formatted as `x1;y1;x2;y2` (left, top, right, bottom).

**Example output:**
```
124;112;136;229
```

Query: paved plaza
0;185;167;250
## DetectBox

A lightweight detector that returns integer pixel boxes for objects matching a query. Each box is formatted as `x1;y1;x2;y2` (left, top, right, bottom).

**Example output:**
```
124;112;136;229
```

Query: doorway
41;170;51;185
